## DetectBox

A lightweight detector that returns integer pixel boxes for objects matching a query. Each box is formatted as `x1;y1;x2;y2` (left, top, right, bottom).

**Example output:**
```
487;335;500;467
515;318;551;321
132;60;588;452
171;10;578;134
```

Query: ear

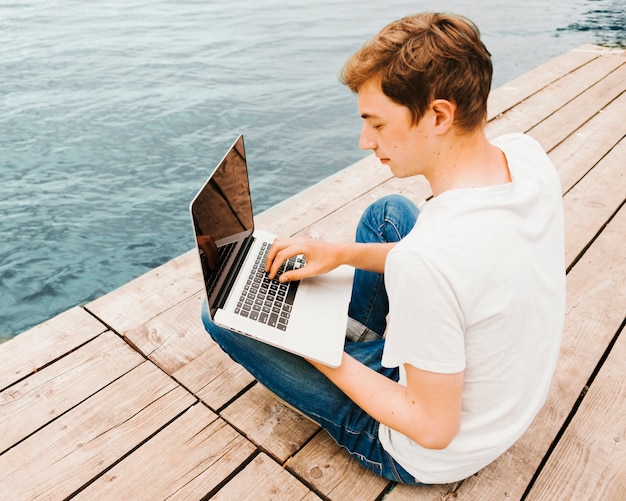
430;99;456;134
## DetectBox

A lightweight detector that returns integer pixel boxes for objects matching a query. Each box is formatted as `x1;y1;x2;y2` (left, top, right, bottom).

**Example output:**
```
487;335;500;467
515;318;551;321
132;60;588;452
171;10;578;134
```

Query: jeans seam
385;450;406;483
310;414;380;443
355;454;384;476
379;217;404;241
320;429;385;477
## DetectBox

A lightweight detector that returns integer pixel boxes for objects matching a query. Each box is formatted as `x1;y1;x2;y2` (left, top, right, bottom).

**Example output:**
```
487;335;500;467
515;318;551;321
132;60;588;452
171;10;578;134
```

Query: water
1;0;624;341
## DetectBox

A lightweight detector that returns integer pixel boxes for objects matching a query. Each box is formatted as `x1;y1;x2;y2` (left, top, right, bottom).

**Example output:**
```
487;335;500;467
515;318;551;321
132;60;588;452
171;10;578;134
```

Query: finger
267;242;298;279
265;238;283;273
278;264;310;283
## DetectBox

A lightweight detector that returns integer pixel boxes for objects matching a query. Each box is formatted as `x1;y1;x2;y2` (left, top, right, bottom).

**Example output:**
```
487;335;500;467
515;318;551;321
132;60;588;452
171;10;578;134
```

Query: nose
359;124;377;151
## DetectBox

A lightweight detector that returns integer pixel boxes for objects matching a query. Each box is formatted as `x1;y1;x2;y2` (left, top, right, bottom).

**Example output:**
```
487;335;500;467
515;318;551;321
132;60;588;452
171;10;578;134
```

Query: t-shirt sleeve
381;248;466;374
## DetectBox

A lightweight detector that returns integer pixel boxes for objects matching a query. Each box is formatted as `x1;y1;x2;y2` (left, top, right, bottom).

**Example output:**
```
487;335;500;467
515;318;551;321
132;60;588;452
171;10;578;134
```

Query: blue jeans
202;195;420;484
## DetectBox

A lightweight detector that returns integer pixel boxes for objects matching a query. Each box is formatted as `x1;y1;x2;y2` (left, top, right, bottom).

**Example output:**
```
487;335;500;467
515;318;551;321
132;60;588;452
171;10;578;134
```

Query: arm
266;235;396;282
310;354;463;449
268;237;463;447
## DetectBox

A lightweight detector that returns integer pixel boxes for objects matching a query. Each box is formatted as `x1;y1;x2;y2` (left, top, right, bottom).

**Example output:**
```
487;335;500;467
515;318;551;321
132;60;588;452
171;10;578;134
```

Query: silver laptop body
190;135;353;367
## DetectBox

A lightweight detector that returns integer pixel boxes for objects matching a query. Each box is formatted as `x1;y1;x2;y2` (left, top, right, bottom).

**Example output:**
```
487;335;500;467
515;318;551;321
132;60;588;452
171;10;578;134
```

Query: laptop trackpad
310;265;355;291
296;265;354;322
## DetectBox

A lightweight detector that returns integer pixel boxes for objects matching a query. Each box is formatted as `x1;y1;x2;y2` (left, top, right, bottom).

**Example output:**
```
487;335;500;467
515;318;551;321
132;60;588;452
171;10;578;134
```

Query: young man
202;12;565;484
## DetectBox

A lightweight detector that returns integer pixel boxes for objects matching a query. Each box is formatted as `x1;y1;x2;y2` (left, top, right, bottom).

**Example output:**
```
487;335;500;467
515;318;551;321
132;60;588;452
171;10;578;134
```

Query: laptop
190;135;354;367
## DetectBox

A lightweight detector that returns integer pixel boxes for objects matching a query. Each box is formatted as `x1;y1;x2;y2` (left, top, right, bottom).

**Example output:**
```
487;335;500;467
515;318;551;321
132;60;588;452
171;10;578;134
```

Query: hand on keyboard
265;236;341;283
235;242;304;330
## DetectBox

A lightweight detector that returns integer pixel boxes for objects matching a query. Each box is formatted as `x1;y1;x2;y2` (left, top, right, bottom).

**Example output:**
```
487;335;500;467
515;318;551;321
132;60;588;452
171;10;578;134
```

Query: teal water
1;0;624;340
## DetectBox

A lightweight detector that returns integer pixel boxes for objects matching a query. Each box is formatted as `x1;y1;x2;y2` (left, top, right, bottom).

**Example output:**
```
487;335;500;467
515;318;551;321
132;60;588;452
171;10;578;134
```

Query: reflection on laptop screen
191;136;254;312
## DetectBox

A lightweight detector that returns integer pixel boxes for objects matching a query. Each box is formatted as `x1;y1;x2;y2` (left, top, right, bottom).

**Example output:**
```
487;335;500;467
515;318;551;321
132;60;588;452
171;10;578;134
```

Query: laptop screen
190;135;255;313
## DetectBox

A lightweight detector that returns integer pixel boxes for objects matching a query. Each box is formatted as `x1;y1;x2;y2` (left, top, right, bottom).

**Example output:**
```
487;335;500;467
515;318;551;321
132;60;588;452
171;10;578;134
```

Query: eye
372;123;383;130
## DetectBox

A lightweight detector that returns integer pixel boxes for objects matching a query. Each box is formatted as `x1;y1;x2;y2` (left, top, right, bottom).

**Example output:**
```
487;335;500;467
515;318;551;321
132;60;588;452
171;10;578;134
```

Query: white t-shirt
379;133;566;484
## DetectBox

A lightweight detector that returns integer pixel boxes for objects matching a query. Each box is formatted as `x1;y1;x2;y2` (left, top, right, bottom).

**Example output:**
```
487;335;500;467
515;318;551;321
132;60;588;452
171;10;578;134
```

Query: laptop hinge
215;234;256;311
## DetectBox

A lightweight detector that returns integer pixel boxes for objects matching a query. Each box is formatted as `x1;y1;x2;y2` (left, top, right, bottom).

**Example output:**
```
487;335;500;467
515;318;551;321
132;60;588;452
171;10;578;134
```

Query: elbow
411;422;460;450
419;432;456;450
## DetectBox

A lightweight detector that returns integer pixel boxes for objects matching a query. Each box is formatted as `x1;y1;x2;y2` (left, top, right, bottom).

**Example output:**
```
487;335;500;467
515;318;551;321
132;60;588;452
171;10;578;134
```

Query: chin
389;165;406;177
392;169;419;179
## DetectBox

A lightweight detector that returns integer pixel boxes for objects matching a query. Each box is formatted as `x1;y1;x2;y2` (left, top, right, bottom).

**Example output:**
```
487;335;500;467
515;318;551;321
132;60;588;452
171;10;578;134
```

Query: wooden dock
1;44;625;500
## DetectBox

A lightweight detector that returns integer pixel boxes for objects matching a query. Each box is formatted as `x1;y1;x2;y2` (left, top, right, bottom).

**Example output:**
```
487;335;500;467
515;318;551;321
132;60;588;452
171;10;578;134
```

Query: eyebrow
360;113;382;120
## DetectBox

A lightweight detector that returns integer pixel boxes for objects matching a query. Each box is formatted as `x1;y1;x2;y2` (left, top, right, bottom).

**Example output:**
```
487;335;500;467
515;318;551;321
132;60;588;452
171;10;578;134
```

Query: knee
357;195;419;243
379;194;419;219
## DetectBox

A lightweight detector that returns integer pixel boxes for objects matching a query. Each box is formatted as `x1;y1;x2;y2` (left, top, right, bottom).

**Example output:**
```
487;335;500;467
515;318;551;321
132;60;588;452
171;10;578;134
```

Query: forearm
310;354;461;449
312;353;416;433
335;241;396;274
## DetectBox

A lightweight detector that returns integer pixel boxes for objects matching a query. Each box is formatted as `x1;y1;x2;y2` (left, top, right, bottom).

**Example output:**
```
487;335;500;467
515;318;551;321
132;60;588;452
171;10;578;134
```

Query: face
357;79;434;178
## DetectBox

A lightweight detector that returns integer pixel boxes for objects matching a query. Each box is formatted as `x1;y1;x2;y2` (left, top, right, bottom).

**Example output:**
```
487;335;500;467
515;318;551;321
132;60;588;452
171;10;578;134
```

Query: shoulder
491;133;549;162
491;132;540;148
493;133;560;189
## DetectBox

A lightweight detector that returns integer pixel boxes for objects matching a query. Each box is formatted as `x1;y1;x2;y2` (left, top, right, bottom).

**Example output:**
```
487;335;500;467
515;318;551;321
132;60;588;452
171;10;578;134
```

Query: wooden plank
0;361;196;499
0;331;143;454
487;47;600;120
221;384;319;463
85;249;201;335
385;481;461;501
529;62;626;153
302;175;431;242
526;325;626;501
286;431;390;500
213;453;320;501
172;341;256;411
486;54;625;139
549;90;626;193
123;291;213;375
562;136;626;268
0;306;106;390
74;404;256;501
452;203;626;499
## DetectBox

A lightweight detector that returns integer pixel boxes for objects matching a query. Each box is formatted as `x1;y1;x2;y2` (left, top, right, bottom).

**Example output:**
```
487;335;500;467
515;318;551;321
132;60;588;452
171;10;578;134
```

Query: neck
426;128;510;197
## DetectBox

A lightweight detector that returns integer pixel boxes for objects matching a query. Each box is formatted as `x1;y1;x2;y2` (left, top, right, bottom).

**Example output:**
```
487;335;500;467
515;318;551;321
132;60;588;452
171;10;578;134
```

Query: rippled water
1;0;624;340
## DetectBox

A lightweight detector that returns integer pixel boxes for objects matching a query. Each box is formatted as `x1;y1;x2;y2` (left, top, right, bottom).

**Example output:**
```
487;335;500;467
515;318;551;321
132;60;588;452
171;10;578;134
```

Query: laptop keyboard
234;241;305;331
